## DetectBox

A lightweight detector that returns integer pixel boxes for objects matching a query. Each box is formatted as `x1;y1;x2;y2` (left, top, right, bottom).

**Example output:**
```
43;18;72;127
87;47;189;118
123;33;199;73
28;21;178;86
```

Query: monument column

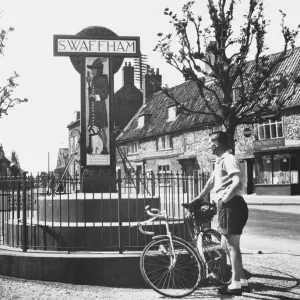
53;27;140;193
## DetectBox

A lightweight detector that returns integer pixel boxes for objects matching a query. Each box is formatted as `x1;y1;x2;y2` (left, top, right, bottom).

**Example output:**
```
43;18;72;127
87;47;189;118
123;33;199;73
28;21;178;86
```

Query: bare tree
0;16;28;118
154;0;300;150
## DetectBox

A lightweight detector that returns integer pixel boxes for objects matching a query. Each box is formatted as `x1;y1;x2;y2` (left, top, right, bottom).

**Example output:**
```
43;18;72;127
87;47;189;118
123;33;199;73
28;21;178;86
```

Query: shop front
254;138;300;195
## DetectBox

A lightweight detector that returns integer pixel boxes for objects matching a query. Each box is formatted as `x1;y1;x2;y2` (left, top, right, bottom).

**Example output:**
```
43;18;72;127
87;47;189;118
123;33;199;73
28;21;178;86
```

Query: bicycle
138;202;232;298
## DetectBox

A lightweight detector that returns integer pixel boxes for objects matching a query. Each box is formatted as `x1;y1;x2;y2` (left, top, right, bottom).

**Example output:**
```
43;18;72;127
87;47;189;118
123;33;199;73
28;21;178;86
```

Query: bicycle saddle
181;201;201;210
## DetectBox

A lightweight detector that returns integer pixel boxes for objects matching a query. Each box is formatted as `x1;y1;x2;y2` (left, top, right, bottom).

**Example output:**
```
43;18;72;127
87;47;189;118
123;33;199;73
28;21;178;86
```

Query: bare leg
224;234;246;282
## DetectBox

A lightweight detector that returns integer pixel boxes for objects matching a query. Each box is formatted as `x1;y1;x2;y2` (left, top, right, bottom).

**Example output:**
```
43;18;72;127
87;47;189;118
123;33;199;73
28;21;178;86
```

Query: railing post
22;171;28;252
151;171;155;196
194;170;199;198
117;169;123;254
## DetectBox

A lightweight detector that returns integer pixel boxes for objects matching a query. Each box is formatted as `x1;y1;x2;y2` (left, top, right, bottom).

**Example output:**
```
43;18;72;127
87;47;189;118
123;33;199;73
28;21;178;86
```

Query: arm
191;175;215;204
220;173;242;204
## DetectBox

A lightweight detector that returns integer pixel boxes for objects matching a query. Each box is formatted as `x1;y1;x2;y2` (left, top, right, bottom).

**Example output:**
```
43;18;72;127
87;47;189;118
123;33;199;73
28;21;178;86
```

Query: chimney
123;61;134;85
143;66;162;104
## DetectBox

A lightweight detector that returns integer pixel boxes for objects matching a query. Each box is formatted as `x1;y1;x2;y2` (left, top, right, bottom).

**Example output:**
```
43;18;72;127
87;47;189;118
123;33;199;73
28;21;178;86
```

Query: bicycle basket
194;203;217;224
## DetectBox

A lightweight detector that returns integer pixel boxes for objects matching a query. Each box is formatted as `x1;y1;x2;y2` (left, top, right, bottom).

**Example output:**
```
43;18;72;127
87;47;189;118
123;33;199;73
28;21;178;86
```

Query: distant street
212;206;300;254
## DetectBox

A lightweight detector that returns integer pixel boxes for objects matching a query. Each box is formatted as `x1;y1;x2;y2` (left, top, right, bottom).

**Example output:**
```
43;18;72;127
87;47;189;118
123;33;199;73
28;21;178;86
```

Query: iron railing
0;170;210;253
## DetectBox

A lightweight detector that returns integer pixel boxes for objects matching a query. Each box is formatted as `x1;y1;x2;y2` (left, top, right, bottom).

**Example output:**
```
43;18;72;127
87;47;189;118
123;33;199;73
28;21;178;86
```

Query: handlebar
137;206;166;236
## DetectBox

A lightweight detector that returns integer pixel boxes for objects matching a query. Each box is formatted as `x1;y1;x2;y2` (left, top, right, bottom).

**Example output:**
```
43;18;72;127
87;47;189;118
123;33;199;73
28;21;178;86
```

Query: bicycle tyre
140;236;204;298
202;228;232;285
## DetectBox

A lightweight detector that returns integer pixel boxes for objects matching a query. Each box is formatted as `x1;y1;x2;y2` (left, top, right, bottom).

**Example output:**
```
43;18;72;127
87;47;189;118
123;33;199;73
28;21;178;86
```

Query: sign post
54;29;140;192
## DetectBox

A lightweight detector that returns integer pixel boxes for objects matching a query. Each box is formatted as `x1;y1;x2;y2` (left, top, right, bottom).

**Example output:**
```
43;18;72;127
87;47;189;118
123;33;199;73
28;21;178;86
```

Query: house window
137;115;145;128
258;118;283;140
125;167;135;186
167;106;177;121
128;141;140;154
157;135;172;150
158;165;171;185
137;114;151;128
232;88;241;103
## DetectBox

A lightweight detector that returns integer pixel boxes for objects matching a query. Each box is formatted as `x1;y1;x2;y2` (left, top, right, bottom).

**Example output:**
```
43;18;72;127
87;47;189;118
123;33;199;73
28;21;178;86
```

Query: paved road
211;206;300;254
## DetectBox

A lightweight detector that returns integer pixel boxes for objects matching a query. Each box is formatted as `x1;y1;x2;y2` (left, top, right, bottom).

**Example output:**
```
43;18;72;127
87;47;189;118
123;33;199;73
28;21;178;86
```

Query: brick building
116;48;300;196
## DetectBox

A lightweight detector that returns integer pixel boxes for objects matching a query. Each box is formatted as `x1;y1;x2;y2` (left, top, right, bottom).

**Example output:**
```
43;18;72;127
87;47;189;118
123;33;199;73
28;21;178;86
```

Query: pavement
0;194;299;299
210;192;300;205
0;251;299;300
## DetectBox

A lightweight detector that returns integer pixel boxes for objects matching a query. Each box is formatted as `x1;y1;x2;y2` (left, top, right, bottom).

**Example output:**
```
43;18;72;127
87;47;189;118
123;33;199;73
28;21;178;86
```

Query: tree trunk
226;126;236;155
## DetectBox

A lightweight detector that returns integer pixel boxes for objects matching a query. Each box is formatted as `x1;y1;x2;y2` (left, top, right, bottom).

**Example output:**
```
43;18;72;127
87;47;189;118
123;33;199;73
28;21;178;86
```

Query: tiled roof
117;47;300;142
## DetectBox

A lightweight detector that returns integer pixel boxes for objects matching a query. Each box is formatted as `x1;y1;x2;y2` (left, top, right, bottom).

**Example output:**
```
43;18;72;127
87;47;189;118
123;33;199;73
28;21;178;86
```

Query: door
246;159;254;194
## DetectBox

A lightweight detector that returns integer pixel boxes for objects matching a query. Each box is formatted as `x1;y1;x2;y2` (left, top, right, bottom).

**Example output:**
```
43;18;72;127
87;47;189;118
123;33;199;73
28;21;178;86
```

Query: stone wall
283;112;300;140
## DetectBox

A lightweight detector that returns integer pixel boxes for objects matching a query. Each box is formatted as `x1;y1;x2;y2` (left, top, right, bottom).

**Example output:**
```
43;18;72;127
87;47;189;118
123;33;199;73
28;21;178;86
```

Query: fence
0;170;210;253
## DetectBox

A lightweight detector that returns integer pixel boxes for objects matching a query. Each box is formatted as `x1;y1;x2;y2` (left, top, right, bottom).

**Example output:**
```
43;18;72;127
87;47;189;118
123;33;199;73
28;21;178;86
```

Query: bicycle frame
138;206;183;267
138;205;231;292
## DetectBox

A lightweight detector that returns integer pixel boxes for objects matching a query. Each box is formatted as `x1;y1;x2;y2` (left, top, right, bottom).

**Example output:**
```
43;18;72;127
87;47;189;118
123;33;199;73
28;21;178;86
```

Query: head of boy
209;131;230;156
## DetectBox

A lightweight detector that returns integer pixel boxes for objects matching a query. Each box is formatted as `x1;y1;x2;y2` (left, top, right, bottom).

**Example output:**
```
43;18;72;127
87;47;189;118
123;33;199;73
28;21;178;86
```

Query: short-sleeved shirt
213;150;242;199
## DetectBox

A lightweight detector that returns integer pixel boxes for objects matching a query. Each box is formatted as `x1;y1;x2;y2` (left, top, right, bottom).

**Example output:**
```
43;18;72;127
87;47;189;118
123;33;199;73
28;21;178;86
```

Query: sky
0;0;300;175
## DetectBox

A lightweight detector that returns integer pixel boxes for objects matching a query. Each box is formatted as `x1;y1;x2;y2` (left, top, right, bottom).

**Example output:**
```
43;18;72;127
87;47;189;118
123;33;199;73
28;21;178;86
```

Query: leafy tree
0;16;28;118
154;0;300;151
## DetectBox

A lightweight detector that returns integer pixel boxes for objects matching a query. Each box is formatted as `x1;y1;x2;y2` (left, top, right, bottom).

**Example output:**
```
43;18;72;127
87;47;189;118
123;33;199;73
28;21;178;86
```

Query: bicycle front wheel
202;228;232;285
140;237;204;298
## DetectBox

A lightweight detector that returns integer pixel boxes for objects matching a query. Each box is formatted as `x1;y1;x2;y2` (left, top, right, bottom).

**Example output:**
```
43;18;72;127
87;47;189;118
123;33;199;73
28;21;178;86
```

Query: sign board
253;138;285;150
53;35;140;57
243;127;252;137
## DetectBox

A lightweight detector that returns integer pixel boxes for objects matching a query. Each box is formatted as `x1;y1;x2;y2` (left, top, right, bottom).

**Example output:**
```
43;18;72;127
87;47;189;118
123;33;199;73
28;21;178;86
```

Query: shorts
218;195;248;235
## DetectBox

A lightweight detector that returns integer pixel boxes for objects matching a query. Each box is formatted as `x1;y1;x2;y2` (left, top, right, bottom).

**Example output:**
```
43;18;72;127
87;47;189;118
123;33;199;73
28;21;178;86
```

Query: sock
240;278;248;286
228;280;241;289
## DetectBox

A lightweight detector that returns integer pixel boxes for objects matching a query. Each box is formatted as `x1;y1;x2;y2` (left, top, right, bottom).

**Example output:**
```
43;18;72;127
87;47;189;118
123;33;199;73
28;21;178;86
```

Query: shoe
218;286;242;296
101;147;109;155
242;285;251;293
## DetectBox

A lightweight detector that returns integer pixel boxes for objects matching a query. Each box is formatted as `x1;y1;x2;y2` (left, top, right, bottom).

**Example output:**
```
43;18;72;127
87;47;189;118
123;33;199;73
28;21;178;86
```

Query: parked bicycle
138;202;232;298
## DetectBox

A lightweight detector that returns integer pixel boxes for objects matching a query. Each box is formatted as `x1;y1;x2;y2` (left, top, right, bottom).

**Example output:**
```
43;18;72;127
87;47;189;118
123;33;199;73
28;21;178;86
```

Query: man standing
191;131;249;296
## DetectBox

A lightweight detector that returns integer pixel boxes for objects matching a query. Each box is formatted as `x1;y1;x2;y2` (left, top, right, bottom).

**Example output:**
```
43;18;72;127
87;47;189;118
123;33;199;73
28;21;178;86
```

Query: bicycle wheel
140;236;204;298
202;228;232;285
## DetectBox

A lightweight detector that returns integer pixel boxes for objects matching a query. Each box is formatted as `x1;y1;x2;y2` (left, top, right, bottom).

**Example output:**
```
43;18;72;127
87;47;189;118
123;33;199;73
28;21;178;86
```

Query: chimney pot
143;66;162;105
123;61;134;85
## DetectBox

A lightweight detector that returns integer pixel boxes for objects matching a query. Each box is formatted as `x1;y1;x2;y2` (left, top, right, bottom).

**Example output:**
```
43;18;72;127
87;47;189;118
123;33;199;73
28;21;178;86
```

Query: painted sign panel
253;138;285;149
53;35;140;57
85;57;110;166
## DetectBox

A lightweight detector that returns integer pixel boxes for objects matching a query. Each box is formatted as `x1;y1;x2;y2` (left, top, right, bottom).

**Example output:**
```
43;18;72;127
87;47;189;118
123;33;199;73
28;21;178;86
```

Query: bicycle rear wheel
202;228;232;285
140;236;204;298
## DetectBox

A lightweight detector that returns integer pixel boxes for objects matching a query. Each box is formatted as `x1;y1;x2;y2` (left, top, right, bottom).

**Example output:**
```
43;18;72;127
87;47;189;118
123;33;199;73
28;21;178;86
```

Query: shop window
157;135;173;150
273;154;290;184
256;155;272;184
258;118;283;140
290;154;299;184
256;153;299;185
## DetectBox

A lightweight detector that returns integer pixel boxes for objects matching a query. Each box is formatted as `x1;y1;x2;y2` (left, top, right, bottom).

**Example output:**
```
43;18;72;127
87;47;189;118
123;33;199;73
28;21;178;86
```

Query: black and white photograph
0;0;300;299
